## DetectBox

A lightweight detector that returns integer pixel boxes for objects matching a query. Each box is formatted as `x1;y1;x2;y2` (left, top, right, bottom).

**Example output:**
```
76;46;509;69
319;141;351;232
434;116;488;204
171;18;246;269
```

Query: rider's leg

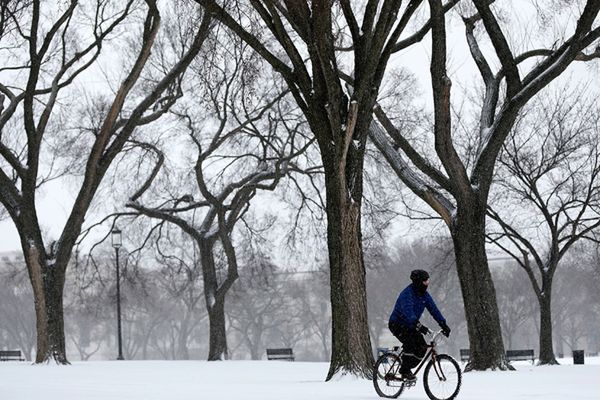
388;321;427;377
399;330;427;374
388;320;404;342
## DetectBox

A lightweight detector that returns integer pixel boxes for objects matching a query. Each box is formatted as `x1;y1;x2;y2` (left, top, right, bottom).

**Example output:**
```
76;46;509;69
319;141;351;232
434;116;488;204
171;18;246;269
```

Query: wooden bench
266;348;294;361
0;350;25;361
459;348;534;364
506;349;535;364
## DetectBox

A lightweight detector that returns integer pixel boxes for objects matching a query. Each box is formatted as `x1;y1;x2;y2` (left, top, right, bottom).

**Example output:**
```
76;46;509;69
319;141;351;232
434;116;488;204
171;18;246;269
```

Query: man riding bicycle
388;269;451;382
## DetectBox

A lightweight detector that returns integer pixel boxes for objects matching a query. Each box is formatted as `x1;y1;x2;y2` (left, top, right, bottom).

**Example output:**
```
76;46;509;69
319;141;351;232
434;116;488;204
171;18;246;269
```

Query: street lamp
111;227;124;360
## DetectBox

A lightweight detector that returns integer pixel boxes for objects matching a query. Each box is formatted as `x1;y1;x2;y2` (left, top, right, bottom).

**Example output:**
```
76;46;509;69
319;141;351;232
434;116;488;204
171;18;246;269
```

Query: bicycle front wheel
373;352;405;398
423;354;462;400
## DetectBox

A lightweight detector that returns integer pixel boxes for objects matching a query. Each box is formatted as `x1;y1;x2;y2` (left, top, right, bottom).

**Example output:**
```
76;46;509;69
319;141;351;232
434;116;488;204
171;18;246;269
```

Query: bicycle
373;329;462;400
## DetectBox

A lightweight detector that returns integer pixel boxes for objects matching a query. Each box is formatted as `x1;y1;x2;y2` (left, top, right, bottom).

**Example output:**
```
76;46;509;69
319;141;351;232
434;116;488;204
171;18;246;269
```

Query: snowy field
0;357;598;400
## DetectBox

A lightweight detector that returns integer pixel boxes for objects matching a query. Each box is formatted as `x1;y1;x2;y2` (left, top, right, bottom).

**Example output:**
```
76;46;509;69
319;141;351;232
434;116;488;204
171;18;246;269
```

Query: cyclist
388;269;451;382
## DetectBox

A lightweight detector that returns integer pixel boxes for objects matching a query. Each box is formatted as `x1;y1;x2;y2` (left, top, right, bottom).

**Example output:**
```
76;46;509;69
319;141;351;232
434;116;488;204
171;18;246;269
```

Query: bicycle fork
431;354;448;382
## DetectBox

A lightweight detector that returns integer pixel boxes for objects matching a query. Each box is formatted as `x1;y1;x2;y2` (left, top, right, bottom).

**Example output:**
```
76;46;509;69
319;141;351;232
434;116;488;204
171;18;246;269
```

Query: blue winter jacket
389;283;446;329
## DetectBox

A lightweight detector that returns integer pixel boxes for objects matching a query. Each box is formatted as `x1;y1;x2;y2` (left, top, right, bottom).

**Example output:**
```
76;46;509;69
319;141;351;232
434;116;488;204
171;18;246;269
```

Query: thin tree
193;0;460;378
486;87;600;364
0;0;211;363
369;1;600;370
125;53;309;359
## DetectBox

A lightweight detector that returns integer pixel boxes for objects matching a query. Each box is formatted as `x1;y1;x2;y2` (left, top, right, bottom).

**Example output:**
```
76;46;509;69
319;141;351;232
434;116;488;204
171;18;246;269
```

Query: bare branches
428;0;470;195
373;103;452;193
392;0;460;52
0;1;138;198
0;5;214;357
472;0;520;96
488;85;600;296
128;141;165;203
193;0;294;81
368;119;454;227
339;0;360;44
469;2;600;192
0;1;31;40
463;10;497;126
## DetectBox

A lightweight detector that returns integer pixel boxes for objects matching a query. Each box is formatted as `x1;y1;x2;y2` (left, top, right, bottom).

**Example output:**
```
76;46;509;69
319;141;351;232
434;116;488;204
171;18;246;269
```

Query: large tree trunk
452;204;510;371
538;289;558;365
207;299;228;361
25;243;68;364
324;165;373;380
199;239;229;361
43;266;68;363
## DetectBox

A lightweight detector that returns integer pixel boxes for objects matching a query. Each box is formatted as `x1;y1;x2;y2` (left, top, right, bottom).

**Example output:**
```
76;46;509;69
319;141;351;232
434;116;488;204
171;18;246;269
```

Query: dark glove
440;322;451;338
416;322;431;335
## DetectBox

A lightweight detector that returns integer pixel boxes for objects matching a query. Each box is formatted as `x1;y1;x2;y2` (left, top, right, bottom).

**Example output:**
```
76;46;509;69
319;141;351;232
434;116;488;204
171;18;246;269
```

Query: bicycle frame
405;330;448;381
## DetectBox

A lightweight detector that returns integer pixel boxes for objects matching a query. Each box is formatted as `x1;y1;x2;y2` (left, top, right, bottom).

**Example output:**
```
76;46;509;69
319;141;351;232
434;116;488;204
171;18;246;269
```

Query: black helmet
410;269;429;283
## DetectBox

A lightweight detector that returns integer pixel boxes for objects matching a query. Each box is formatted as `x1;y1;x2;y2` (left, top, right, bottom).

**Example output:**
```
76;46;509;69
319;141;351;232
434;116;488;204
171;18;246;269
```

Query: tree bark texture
24;242;68;364
538;289;558;365
207;298;228;361
324;153;373;380
451;204;510;371
199;239;229;361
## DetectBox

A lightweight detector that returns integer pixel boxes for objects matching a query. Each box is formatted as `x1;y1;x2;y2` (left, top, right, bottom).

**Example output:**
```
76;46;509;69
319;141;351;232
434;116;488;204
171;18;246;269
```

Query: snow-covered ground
0;357;597;400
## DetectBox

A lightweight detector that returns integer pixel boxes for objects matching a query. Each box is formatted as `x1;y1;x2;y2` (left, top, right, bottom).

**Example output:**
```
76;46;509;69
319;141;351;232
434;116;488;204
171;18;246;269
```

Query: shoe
400;371;416;381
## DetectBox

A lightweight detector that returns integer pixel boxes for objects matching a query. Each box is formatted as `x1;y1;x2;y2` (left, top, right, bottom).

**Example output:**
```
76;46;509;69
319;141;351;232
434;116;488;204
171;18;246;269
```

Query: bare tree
0;0;211;363
486;87;600;364
369;1;600;370
125;33;309;359
191;0;462;379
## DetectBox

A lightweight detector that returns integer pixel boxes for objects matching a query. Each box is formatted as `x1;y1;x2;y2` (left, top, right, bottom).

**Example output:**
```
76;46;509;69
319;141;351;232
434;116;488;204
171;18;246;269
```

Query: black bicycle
373;330;462;400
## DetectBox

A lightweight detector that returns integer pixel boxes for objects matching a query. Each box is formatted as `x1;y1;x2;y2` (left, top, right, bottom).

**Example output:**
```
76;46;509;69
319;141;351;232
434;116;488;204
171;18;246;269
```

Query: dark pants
389;321;427;373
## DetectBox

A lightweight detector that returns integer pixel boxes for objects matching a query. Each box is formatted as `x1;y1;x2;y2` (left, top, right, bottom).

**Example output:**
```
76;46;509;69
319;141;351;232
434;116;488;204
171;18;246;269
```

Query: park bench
459;348;534;364
0;350;25;361
266;348;295;361
506;349;535;364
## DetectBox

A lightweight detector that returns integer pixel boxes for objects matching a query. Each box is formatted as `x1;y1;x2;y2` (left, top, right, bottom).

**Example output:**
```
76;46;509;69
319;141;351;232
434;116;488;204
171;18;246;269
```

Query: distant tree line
2;235;599;362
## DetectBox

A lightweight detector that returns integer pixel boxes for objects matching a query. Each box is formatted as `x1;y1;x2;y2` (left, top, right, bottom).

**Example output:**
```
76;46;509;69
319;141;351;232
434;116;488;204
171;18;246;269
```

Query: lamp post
111;227;124;360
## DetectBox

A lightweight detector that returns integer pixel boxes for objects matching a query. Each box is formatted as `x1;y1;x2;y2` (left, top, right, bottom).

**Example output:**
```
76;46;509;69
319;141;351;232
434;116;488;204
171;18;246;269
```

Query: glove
440;322;451;338
416;322;431;335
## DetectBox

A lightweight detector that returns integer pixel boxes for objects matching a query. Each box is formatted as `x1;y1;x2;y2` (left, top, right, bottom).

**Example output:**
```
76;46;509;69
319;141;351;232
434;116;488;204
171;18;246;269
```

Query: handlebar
427;329;444;344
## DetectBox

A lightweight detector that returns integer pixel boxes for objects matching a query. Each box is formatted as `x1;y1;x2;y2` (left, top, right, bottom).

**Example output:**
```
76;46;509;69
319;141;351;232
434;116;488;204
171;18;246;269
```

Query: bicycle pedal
405;379;417;388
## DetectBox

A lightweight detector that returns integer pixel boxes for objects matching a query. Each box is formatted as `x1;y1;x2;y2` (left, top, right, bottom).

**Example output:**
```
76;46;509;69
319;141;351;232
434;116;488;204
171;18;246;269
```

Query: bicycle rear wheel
373;352;405;398
423;354;462;400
